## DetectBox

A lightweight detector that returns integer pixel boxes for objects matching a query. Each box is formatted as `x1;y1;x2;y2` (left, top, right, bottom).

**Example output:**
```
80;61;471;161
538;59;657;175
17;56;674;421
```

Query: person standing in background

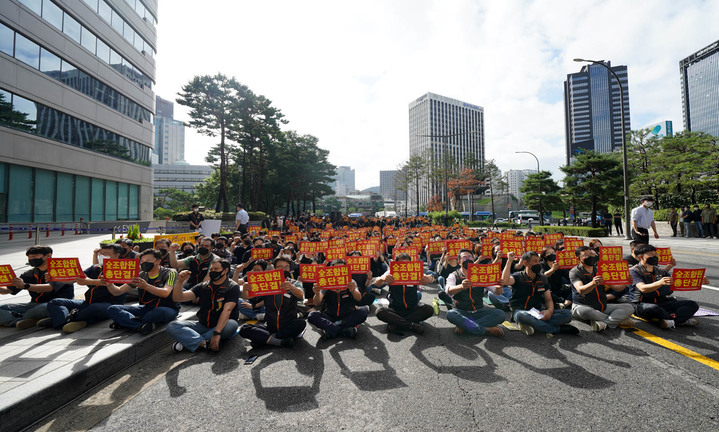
613;209;623;236
188;204;204;233
235;203;250;234
667;207;678;237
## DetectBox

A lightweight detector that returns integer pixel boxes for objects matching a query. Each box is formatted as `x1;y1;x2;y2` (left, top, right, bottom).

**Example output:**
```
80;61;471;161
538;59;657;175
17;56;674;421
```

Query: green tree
394;164;410;217
627;128;665;207
655;131;718;204
561;150;623;228
520;171;563;225
404;154;428;216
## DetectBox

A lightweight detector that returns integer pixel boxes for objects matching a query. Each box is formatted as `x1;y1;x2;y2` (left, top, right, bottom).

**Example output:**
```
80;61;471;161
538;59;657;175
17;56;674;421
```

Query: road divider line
631;328;719;372
703;285;719;292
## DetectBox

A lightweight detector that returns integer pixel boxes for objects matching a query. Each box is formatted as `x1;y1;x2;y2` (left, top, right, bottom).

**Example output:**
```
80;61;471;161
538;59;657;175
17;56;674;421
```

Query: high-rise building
564;61;631;164
0;0;157;223
505;169;535;201
408;92;485;206
680;40;719;137
153;96;185;165
379;170;405;201
153;163;213;195
333;166;355;196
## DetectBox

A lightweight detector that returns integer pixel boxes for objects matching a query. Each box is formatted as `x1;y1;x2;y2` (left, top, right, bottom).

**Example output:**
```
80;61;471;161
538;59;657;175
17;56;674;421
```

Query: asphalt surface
30;259;719;432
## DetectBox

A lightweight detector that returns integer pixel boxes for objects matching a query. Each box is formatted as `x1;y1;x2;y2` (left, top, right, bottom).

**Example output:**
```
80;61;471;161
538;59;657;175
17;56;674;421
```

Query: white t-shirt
236;209;249;224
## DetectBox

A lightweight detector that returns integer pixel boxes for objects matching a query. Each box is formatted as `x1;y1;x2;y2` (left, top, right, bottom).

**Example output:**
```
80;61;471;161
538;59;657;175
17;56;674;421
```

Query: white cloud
154;0;719;191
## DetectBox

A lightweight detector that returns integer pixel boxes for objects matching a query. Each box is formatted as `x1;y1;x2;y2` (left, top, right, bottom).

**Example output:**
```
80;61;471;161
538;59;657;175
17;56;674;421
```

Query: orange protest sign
598;261;631;285
656;248;673;265
392;247;420;261
390;261;424;285
300;241;325;255
320;230;333;240
47;258;85;281
247;269;285;297
0;265;17;286
325;246;347;262
346;256;370;274
599;246;623;263
562;238;585;251
251;248;274;261
328;238;346;249
556;250;579;269
671;268;705;291
356;240;380;257
283;234;299;245
500;240;524;257
385;237;397;247
103;259;140;284
427;241;444;256
289;225;300;233
466;263;502;287
347;231;361;241
300;264;322;283
543;233;563;244
268;230;281;238
524;238;545;253
317;265;352;290
480;243;495;258
445;240;472;258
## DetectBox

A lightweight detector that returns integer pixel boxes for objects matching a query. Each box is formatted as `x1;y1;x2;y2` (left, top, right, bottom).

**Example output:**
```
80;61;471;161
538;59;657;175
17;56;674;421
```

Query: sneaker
109;321;122;330
618;318;635;328
36;318;53;328
680;318;699;327
486;326;504;337
558;325;580;335
409;323;425;334
437;291;453;309
138;322;155;335
62;321;87;333
454;326;464;335
16;319;38;330
518;322;534;336
591;320;607;332
341;326;358;339
171;342;184;353
255;313;265;321
319;329;332;340
659;319;675;329
371;287;384;296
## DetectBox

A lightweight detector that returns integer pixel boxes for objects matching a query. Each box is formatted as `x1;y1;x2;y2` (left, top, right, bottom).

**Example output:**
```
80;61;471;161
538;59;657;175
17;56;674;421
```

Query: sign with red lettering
671;268;705;291
247;269;285;297
317;265;352;290
0;265;17;286
299;264;322;283
47;258;85;282
656;248;673;266
346;256;370;274
466;263;502;287
445;240;472;258
598;260;631;285
556;250;579;269
390;261;424;285
599;246;623;263
251;248;274;261
103;259;140;284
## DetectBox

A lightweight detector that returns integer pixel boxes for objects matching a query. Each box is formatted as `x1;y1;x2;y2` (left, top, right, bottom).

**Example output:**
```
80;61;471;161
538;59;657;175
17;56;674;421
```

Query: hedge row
172;211;266;222
466;221;522;229
532;225;608;237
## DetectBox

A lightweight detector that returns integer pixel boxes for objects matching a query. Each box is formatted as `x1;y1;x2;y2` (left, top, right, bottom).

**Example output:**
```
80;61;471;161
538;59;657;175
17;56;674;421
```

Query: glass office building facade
680;40;719;137
564;61;631;164
0;0;156;223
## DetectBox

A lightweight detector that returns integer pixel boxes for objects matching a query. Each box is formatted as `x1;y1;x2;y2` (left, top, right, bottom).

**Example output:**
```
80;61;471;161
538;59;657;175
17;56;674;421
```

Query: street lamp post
515;151;543;226
573;58;631;240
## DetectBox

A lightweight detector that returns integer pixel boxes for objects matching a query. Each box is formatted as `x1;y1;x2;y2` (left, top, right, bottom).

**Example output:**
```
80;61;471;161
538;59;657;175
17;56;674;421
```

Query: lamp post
573;58;631;240
515;150;543;226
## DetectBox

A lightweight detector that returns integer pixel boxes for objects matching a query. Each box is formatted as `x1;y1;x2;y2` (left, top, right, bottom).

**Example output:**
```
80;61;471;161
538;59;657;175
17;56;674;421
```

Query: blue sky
154;0;719;189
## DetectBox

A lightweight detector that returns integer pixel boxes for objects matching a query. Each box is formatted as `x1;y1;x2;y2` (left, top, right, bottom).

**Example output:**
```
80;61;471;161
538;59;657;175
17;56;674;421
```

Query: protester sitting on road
213;236;233;262
374;252;435;335
238;256;306;349
168;237;219;289
435;247;460;308
629;244;704;329
232;259;267;321
105;249;180;335
44;243;127;333
116;238;137;259
308;259;368;340
346;251;376;307
0;245;74;330
445;249;505;337
501;251;578;336
540;246;571;309
168;259;240;353
569;246;634;332
154;238;173;267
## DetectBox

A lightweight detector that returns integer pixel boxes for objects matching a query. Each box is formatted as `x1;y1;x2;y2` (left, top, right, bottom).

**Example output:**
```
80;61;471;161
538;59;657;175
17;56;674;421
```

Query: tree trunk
216;122;228;212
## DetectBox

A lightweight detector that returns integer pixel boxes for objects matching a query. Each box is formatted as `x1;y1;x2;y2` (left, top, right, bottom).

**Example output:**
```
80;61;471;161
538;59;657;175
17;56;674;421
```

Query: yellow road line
631;328;719;371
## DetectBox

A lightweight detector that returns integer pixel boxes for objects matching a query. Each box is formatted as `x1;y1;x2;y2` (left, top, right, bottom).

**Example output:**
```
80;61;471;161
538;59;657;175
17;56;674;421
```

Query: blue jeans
106;304;178;330
166;319;239;352
447;308;505;335
488;286;512;307
238;305;265;319
47;299;114;328
683;222;691;237
695;222;705;237
0;302;49;326
513;308;572;334
438;276;446;291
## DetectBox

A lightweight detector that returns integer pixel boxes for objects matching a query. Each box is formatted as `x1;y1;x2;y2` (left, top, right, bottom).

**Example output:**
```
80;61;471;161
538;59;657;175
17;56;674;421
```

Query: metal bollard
35;226;40;245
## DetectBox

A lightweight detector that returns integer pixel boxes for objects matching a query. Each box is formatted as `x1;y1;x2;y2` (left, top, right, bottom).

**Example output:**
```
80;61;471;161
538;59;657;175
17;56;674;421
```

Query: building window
7;164;32;223
34;168;56;222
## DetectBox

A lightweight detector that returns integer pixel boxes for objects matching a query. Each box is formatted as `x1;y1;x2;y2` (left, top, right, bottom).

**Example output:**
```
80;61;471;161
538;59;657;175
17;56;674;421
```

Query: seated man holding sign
168;259;240;352
445;249;505;337
629;244;704;329
308;259;368;340
374;253;435;335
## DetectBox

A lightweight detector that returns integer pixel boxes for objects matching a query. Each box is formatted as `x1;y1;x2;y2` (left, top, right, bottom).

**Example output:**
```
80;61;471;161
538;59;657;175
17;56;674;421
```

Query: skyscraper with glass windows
0;0;156;223
408;92;485;207
680;40;719;137
564;61;630;164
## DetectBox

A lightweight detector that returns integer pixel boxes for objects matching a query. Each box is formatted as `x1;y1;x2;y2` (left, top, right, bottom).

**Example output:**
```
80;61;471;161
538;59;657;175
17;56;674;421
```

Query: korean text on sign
390;261;424;285
671;268;705;291
500;240;524;257
103;259;140;284
656;248;673;265
154;232;198;248
300;264;322;283
524;238;545;253
445;240;472;258
317;265;352;290
599;246;623;263
466;263;501;287
47;258;85;282
392;247;419;261
556;251;579;269
251;248;274;261
0;265;16;286
598;261;630;285
247;269;285;297
562;238;585;251
325;247;347;262
346;256;370;274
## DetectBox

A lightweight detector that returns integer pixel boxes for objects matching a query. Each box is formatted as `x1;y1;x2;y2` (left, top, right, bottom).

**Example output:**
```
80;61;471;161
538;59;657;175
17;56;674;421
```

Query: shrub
533;225;608;237
467;221;522;229
172;211;266;222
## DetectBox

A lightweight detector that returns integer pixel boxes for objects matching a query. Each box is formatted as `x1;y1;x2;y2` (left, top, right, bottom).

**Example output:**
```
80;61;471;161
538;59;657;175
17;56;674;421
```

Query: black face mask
28;258;44;268
461;260;472;270
141;261;155;272
593;247;601;254
216;244;225;249
271;240;278;244
646;256;659;266
183;249;194;255
158;249;168;256
209;270;225;281
283;270;292;280
545;254;556;262
198;247;210;256
530;264;543;274
243;240;251;246
583;256;598;266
